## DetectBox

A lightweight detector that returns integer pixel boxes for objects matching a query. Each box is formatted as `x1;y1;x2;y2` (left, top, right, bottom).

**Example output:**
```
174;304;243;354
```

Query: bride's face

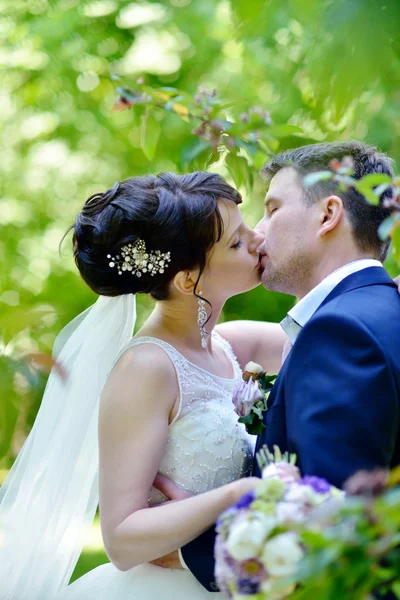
202;200;264;300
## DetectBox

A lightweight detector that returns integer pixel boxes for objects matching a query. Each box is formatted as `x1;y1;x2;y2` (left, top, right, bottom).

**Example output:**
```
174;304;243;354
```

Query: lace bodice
119;333;255;503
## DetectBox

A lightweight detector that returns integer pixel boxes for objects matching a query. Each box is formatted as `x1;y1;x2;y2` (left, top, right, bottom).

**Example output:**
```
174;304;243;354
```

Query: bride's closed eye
231;237;243;250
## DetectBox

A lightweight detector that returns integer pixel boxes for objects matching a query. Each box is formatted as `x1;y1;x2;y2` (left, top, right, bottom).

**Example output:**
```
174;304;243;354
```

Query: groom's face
256;167;319;296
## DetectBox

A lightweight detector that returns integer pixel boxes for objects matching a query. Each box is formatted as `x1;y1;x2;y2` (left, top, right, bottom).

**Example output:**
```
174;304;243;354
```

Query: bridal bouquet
214;447;344;599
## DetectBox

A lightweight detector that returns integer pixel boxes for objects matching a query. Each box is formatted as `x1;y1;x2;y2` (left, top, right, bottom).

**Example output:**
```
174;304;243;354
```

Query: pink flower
232;379;263;417
262;462;300;484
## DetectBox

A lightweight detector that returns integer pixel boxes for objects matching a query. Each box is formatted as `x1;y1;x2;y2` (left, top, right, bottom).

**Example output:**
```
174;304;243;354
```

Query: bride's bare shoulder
100;342;179;415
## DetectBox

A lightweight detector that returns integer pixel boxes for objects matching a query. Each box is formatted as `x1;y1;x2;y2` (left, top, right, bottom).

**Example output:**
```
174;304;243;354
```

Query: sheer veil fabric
0;295;136;600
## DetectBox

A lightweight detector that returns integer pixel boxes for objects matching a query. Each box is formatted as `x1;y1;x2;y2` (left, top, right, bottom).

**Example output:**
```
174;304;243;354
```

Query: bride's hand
149;476;260;570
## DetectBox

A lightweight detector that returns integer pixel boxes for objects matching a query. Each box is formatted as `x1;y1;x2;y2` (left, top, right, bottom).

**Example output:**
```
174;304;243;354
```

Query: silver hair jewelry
107;239;171;278
197;291;208;349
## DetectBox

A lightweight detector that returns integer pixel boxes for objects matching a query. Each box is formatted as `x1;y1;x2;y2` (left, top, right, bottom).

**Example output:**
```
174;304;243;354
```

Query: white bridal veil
0;294;137;600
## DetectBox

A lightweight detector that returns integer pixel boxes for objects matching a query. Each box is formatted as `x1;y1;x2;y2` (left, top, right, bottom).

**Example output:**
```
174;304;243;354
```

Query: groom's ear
173;269;200;296
318;195;344;238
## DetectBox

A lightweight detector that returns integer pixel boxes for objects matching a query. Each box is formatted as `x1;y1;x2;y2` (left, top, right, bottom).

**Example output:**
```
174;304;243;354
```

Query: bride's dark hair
68;172;242;300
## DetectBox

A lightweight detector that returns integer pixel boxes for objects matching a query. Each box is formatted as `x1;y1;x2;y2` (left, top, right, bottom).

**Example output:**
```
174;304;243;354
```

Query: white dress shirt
178;547;189;570
280;259;383;344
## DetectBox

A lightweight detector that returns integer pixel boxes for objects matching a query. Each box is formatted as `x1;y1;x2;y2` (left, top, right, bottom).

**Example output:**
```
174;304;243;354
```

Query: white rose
275;501;307;525
244;361;264;375
226;514;275;561
256;477;286;501
261;532;304;577
285;483;321;507
243;361;265;381
262;462;300;484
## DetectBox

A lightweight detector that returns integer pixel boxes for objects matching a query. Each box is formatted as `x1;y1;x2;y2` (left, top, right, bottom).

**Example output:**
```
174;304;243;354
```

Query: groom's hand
150;473;192;570
152;472;192;502
150;550;182;569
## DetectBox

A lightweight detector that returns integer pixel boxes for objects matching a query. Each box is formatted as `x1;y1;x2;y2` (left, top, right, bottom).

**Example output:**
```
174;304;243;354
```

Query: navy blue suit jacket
181;267;400;591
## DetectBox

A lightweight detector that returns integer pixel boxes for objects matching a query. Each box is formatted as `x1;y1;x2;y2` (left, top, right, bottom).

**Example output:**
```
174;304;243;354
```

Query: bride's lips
256;254;267;269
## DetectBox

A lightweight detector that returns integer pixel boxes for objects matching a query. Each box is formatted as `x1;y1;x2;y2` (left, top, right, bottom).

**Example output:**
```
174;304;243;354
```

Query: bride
0;171;287;599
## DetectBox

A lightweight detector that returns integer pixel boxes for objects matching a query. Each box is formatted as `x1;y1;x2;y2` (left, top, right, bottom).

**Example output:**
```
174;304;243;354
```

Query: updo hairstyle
69;172;242;300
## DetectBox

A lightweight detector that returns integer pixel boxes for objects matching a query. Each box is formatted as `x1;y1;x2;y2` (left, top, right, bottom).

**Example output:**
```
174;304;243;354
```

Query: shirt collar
280;259;383;343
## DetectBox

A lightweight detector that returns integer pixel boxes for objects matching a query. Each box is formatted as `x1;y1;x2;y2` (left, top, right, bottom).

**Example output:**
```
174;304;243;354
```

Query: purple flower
237;578;260;594
235;490;255;509
216;506;237;529
299;475;332;494
232;379;263;417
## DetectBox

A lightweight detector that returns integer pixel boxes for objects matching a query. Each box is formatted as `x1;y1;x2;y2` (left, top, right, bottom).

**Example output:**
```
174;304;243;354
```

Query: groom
156;141;400;591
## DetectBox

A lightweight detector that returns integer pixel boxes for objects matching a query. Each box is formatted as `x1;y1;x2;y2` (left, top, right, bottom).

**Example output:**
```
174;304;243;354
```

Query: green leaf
355;174;393;205
205;151;220;167
247;421;266;435
263;137;280;153
378;214;400;240
238;413;256;426
374;183;391;198
303;171;333;187
159;87;180;97
356;173;393;187
237;139;258;157
356;183;381;205
116;86;145;104
260;373;277;389
252;405;265;419
219;100;242;110
225;153;251;190
180;138;212;168
140;112;161;161
266;124;304;138
238;413;266;434
337;166;355;175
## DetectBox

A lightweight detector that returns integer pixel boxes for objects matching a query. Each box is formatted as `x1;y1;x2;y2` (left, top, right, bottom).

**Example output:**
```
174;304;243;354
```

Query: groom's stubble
260;236;315;298
257;167;317;299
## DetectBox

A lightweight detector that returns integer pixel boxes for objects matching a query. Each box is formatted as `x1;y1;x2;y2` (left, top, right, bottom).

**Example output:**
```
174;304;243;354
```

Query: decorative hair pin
107;239;171;278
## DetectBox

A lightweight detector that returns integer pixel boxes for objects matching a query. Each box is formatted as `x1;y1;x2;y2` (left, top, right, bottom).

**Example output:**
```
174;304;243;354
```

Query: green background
1;0;399;582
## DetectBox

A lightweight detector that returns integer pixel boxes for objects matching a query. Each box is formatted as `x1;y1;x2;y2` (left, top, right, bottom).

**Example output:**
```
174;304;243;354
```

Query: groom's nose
254;218;266;235
253;227;266;255
250;229;265;252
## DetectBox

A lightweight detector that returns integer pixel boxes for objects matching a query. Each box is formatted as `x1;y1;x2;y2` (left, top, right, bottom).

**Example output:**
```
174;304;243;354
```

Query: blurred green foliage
1;0;399;474
294;478;400;599
1;0;399;585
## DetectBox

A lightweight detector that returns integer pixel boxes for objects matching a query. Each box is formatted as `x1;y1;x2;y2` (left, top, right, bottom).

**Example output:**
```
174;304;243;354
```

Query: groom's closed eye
264;198;281;216
266;205;278;218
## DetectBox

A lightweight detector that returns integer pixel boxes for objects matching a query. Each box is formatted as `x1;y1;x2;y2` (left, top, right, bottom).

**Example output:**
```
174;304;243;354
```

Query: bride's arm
215;320;288;374
98;344;258;572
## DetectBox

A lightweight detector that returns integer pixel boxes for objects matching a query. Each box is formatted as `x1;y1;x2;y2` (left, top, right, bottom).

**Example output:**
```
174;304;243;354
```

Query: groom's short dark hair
261;141;395;262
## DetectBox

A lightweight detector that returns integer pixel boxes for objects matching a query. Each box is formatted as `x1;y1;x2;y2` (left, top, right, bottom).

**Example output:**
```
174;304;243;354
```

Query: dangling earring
197;291;207;349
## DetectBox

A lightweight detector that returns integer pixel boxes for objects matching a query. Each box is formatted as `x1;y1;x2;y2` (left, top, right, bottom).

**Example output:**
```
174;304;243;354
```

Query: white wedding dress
57;333;255;600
